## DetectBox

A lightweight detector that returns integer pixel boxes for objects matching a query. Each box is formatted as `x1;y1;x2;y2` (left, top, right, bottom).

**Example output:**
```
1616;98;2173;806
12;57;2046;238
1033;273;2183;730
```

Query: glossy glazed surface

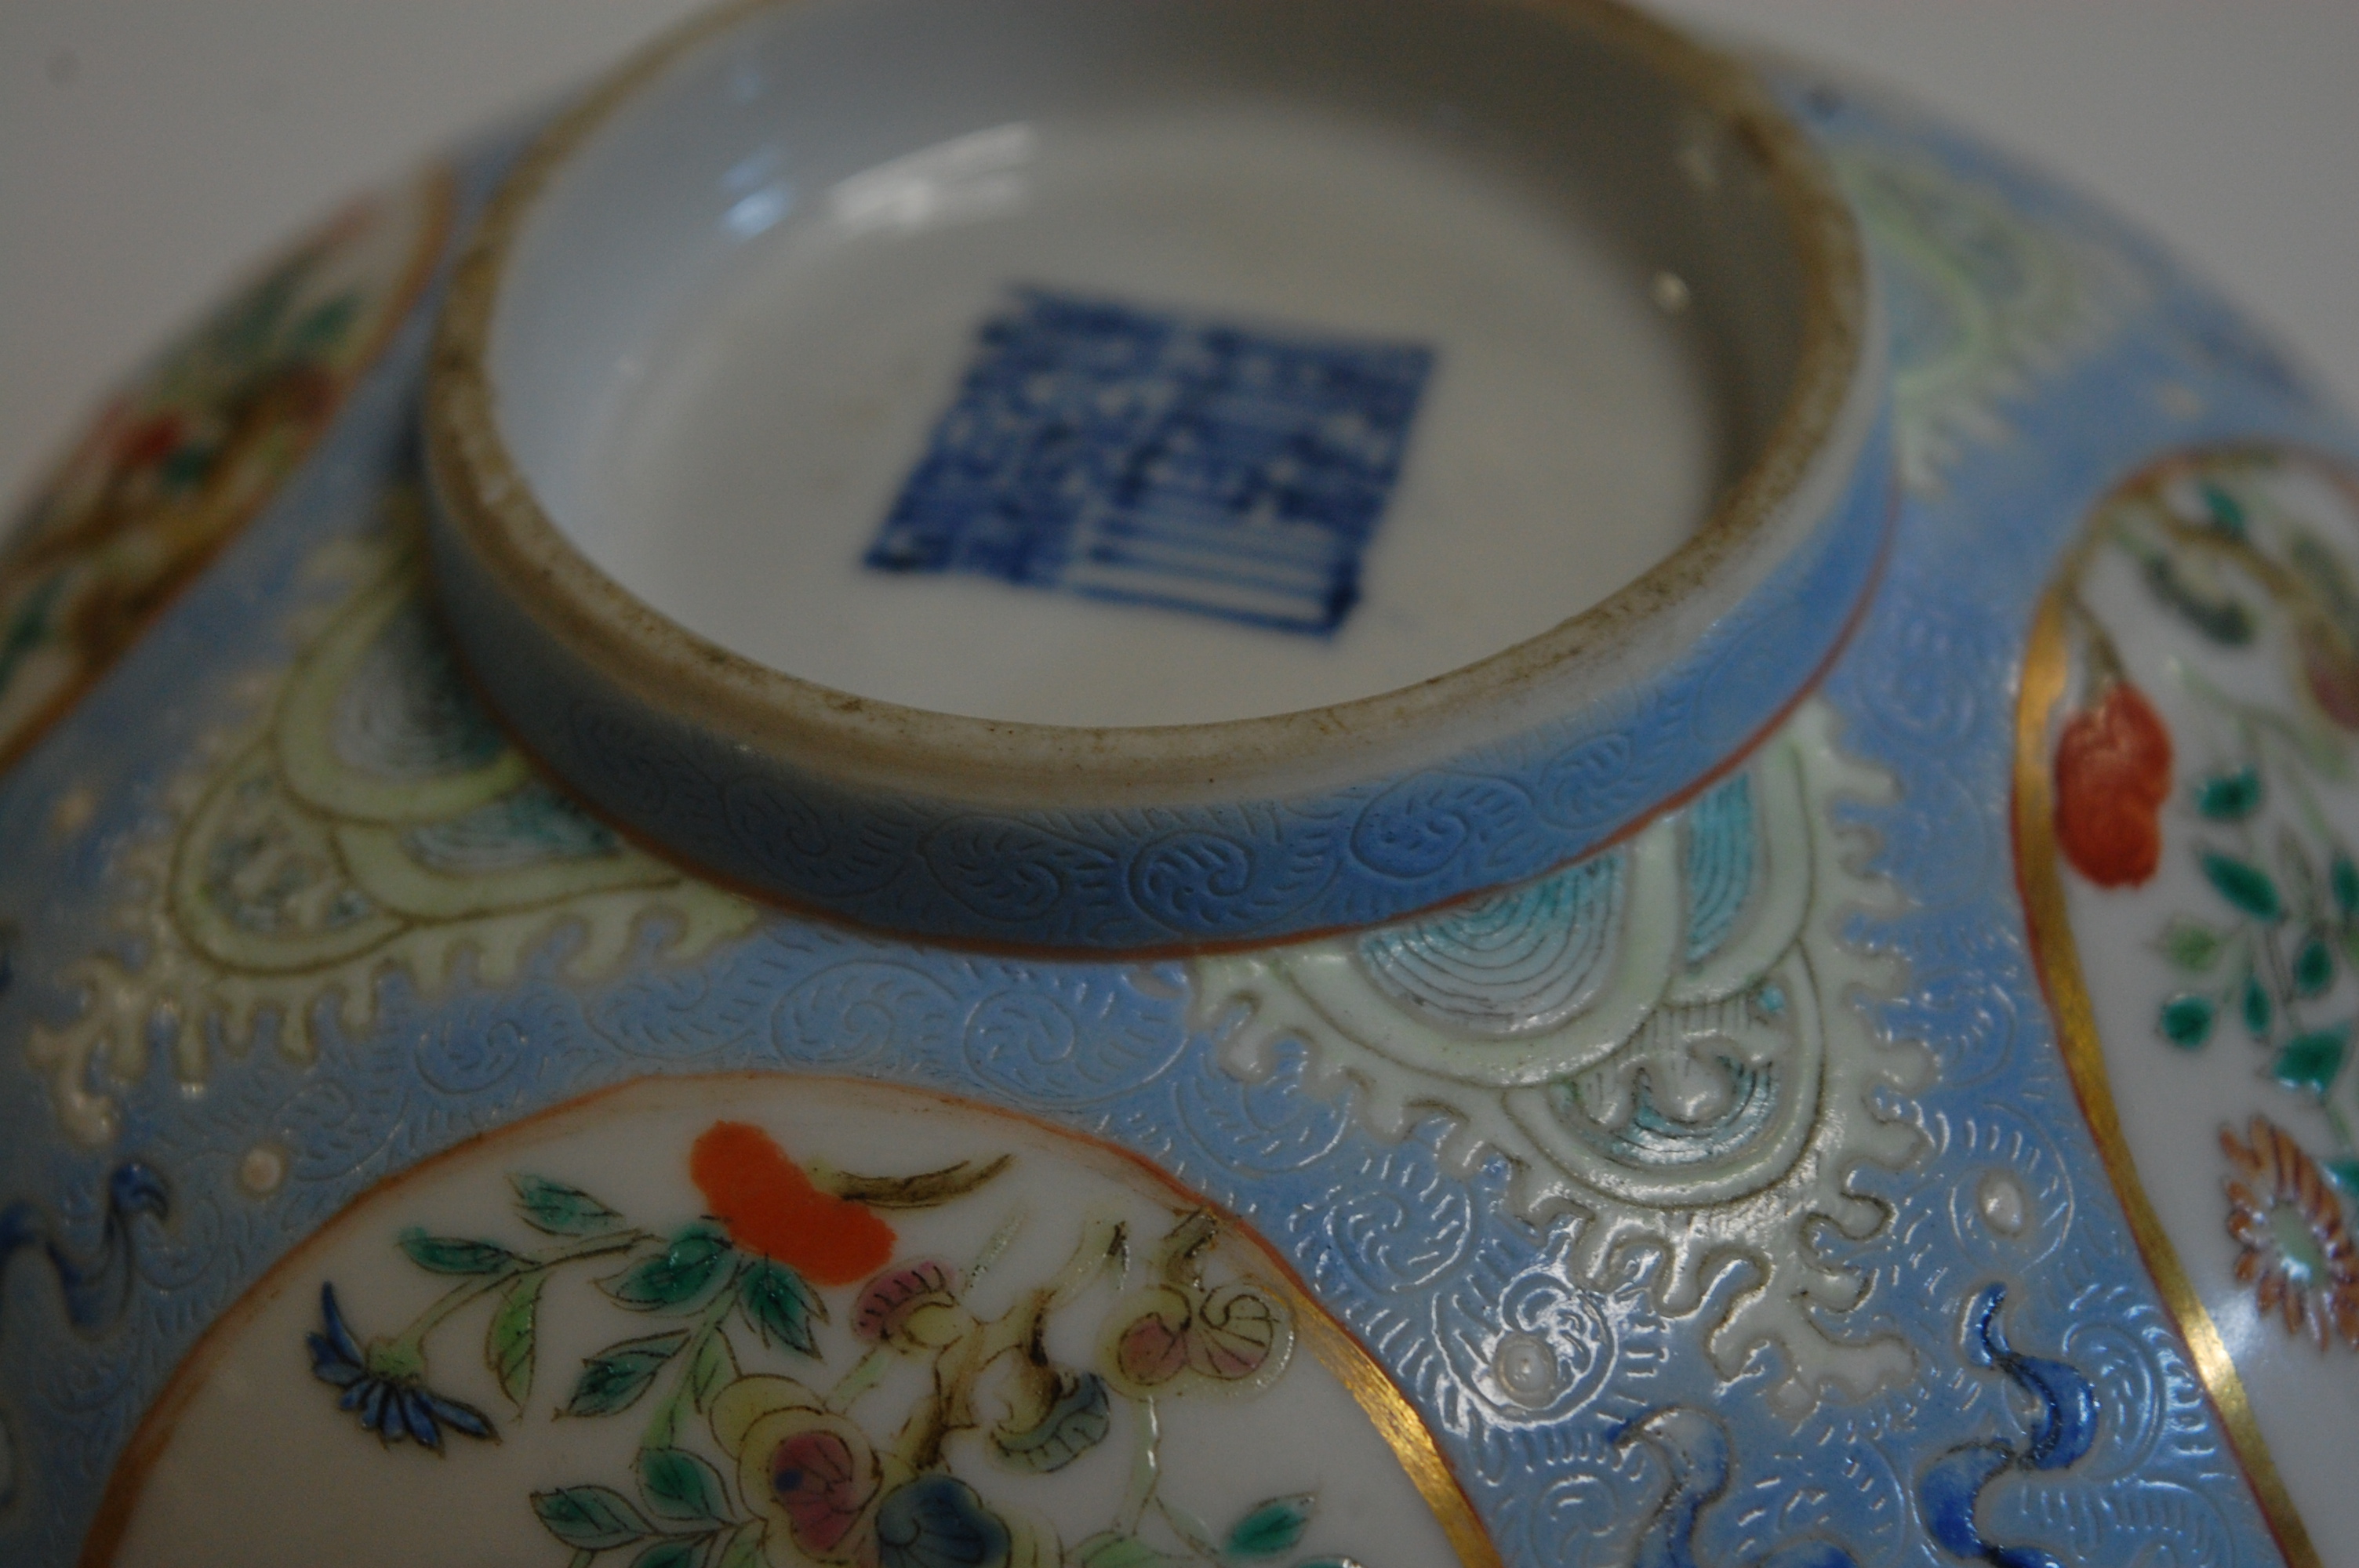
2;14;2357;1568
570;101;1718;727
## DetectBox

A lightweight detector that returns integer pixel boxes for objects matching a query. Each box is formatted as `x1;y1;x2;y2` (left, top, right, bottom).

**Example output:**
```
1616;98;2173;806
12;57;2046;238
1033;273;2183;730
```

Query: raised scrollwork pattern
1835;149;2142;492
1199;701;1930;1413
25;509;757;1146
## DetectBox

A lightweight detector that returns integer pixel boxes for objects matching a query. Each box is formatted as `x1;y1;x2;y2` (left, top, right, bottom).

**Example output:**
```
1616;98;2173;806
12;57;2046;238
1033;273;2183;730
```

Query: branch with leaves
307;1121;1360;1568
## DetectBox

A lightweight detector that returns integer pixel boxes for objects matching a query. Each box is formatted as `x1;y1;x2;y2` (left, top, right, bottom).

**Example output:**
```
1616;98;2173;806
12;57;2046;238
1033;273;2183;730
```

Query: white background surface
4;2;2358;516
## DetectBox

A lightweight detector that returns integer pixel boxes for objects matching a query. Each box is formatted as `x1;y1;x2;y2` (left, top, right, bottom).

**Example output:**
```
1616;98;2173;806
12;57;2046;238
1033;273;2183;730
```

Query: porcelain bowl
0;2;2354;1565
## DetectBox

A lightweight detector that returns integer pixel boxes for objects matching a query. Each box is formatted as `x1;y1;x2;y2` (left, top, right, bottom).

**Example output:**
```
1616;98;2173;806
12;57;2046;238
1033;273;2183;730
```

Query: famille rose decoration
2;0;2357;1565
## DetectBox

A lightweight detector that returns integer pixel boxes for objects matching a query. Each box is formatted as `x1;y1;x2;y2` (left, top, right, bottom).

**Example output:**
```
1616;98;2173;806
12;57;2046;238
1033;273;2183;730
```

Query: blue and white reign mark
866;287;1434;635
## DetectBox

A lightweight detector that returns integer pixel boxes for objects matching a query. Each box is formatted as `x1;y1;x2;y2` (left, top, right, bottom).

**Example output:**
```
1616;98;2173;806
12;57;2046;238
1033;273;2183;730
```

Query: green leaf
158;444;215;492
2335;855;2359;920
638;1446;729;1525
714;1524;768;1568
2204;853;2284;922
2157;918;2227;974
2274;1025;2351;1095
565;1330;689;1417
631;1540;705;1568
2158;994;2215;1049
2296;935;2337;996
286;293;362;356
2143;556;2255;645
486;1272;544;1413
2243;971;2275;1040
1072;1534;1180;1568
1226;1495;1316;1559
606;1225;734;1312
398;1229;517;1276
2331;1160;2359;1196
222;264;303;355
642;1396;685;1455
2195;768;2263;821
513;1174;626;1236
688;1330;736;1414
533;1486;652;1551
2201;481;2248;537
740;1259;823;1356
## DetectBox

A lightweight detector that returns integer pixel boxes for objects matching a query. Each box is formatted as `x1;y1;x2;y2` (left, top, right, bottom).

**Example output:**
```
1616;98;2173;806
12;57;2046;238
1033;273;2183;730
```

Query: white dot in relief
1976;1170;2029;1237
238;1144;288;1196
1651;272;1692;314
1492;1332;1561;1406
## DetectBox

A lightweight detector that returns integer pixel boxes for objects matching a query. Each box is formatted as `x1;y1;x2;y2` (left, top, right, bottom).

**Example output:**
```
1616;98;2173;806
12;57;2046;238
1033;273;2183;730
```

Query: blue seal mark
867;287;1434;637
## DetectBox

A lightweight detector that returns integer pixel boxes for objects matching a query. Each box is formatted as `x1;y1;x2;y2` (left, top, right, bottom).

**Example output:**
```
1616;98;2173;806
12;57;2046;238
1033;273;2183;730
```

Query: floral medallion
2020;444;2359;1554
0;166;451;772
87;1075;1493;1568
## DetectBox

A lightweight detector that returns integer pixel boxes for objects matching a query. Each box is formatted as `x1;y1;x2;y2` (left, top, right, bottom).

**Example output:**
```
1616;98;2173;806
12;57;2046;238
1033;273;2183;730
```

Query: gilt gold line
2014;584;2319;1568
1287;1285;1506;1568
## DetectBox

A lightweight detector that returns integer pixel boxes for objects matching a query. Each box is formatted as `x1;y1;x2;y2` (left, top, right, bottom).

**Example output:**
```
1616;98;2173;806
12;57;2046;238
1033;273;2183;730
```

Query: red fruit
691;1121;895;1285
114;412;187;471
2053;678;2174;887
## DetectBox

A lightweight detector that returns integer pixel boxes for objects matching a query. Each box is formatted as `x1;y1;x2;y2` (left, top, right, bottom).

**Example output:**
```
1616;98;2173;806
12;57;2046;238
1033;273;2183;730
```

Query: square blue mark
865;288;1434;636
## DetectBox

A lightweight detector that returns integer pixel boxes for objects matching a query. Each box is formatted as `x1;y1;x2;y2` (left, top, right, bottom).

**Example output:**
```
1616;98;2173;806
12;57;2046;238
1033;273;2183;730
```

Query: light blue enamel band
427;416;1892;949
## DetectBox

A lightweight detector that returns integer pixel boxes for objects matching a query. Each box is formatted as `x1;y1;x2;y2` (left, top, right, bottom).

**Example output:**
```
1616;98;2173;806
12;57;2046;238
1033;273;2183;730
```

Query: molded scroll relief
1196;702;1930;1414
27;511;758;1147
1834;147;2141;494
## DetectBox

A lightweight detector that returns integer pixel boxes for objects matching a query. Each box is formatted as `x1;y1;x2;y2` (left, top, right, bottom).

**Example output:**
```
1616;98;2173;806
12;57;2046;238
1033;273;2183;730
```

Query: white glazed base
569;101;1721;727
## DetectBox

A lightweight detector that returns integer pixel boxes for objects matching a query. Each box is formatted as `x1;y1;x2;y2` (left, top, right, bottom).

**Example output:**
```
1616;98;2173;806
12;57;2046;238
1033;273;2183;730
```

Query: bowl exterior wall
0;59;2351;1568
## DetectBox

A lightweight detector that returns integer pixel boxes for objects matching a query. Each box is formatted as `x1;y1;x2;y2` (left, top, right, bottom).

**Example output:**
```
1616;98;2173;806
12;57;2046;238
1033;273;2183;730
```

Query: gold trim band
2013;583;2319;1568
